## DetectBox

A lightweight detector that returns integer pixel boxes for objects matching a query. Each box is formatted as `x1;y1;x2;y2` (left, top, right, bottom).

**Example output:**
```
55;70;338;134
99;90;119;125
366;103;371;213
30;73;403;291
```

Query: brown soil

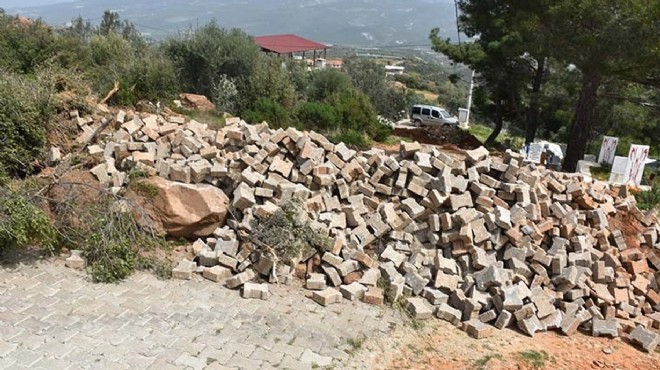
350;319;660;370
608;211;646;250
394;126;483;150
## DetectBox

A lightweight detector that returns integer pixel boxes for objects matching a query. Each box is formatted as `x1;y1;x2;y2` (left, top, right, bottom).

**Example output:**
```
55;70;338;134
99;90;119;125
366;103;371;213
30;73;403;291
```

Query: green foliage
296;102;340;131
474;354;503;370
307;69;354;101
236;54;297;114
331;130;368;149
345;335;365;356
80;198;167;283
0;15;57;74
0;71;55;177
327;89;377;132
343;58;411;120
89;34;177;105
243;98;291;128
0;188;57;254
635;178;659;211
517;350;552;369
164;22;260;98
249;197;329;264
211;74;239;114
129;181;159;199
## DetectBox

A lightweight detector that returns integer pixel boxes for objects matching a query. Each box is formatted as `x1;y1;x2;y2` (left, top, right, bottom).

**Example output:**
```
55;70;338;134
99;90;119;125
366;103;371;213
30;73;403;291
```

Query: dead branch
99;81;119;105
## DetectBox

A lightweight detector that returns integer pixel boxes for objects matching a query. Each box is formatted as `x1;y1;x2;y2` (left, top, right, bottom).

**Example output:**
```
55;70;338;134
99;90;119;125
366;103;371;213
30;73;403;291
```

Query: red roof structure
254;34;329;54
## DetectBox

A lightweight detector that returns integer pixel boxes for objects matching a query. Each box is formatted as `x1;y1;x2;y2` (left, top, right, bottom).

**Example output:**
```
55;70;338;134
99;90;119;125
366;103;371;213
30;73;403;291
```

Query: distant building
385;65;405;76
255;34;330;61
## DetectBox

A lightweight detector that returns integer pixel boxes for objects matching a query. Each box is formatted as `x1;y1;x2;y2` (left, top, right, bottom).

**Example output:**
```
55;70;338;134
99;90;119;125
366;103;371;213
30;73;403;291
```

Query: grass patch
171;106;227;130
589;162;612;181
390;295;426;330
345;335;365;356
474;353;503;370
467;124;525;150
634;178;659;211
517;350;552;369
129;181;159;199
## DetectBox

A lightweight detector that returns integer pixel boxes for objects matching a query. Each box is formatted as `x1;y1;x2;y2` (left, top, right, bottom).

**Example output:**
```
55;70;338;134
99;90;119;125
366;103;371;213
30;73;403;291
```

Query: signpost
597;136;619;165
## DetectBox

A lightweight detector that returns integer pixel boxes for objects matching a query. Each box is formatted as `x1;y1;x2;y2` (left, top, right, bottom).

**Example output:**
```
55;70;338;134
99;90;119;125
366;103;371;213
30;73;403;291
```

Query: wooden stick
99;81;120;105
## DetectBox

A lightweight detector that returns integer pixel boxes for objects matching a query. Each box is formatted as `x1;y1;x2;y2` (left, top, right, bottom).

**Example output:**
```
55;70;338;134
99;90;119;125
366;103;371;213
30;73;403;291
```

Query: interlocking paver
0;261;402;369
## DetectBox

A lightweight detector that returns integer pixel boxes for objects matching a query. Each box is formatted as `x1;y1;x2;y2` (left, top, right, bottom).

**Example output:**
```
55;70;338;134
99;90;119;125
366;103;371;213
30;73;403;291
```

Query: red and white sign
597;136;619;165
623;145;650;186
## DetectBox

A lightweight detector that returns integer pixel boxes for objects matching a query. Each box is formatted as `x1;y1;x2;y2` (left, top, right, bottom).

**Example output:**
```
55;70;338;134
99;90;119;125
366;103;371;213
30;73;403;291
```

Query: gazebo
254;34;329;60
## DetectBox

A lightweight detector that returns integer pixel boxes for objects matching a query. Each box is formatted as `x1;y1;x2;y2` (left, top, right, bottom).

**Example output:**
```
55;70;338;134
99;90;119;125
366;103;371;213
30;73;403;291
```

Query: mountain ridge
6;0;457;46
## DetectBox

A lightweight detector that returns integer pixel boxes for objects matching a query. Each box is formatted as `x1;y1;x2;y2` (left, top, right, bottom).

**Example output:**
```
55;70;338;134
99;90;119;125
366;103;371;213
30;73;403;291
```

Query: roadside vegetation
430;0;659;171
0;5;657;282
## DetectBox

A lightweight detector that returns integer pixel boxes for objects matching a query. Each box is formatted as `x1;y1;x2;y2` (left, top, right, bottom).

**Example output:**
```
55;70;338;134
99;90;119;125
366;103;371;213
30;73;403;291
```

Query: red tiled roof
254;34;328;54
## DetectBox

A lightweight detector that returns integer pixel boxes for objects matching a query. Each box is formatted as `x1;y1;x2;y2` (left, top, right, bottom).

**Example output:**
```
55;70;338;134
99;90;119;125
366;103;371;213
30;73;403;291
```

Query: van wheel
413;119;421;127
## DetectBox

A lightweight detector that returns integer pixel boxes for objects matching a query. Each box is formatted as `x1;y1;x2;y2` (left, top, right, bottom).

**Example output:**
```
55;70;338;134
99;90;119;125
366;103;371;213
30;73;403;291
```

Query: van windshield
439;110;451;119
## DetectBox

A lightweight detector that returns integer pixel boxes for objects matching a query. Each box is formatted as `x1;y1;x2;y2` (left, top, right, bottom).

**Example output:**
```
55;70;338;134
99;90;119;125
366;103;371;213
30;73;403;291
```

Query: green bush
307;69;354;102
236;54;297;114
84;214;137;283
0;15;57;74
243;98;290;128
0;189;57;253
296;102;340;131
164;22;260;98
635;178;659;211
250;197;329;265
0;72;54;177
331;130;368;149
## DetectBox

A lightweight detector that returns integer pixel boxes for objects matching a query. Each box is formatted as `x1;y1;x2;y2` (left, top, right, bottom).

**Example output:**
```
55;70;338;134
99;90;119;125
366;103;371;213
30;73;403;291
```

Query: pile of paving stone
74;108;660;352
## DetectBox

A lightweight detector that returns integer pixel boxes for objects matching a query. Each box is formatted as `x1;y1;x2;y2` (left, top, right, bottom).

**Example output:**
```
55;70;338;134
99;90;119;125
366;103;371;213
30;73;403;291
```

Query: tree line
431;0;660;171
0;10;421;180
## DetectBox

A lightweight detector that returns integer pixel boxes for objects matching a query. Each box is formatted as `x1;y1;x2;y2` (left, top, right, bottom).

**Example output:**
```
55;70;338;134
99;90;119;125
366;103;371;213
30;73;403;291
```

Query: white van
410;104;459;127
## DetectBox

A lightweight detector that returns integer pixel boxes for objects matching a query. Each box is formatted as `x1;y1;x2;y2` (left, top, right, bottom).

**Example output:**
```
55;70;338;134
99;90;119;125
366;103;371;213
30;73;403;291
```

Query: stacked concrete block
79;108;660;351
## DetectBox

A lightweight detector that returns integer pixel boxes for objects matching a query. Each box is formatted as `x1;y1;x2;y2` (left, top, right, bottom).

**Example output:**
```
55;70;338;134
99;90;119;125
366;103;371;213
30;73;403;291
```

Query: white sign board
608;156;628;184
527;143;544;164
597;136;619;165
623;145;650;186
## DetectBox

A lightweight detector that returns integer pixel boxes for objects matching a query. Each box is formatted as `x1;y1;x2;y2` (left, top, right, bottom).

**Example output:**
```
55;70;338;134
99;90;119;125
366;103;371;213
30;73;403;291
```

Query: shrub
243;98;290;128
0;72;54;177
164;23;260;98
212;74;239;114
307;69;354;102
236;54;297;114
250;197;329;266
331;130;368;149
0;188;57;254
635;178;659;211
296;102;340;131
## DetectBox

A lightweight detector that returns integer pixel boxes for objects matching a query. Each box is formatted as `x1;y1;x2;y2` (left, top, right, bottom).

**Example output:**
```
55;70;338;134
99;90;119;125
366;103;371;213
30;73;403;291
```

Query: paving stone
311;288;342;306
629;325;660;352
405;297;434;320
592;318;619;338
462;319;495;339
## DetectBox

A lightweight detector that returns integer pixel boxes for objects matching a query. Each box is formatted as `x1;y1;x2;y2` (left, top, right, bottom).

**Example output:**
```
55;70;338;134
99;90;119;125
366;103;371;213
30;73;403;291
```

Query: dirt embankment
394;126;484;150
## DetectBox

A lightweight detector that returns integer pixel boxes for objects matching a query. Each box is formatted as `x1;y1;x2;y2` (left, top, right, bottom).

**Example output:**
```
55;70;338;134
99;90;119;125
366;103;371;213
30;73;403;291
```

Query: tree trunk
562;72;602;172
525;57;546;145
485;96;504;147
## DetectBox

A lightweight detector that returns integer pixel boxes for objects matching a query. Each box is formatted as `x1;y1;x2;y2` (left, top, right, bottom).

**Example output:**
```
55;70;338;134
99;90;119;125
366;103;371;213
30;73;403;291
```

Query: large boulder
178;93;215;112
136;177;229;238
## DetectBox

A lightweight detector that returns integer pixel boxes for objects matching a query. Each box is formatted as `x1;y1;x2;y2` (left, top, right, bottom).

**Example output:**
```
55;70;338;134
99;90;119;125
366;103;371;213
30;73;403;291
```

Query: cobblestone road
0;260;401;369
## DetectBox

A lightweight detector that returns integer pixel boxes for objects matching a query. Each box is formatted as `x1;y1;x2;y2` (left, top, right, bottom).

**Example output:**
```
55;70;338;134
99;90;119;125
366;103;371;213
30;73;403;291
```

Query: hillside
5;0;458;46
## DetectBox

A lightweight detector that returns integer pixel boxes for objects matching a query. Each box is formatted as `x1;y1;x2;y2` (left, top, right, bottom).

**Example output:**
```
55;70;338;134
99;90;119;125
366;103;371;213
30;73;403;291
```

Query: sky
2;0;74;7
